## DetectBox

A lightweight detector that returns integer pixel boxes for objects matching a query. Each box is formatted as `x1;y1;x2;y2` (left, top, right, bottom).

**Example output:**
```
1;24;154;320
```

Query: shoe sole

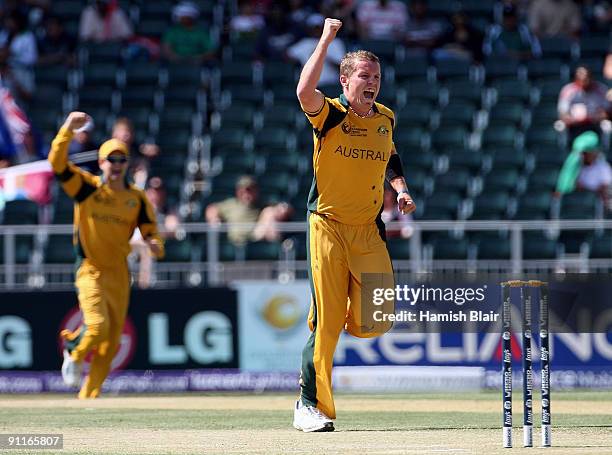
293;422;335;433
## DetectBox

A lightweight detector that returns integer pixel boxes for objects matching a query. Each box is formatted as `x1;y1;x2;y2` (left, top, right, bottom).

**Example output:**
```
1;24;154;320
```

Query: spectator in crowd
36;15;76;66
500;0;530;18
288;0;315;29
111;117;160;189
0;9;37;106
487;3;540;60
78;0;133;42
555;131;611;207
0;82;40;165
205;175;293;246
131;176;180;288
604;48;612;80
558;65;609;144
433;11;484;63
381;186;413;239
356;0;407;41
0;0;49;24
321;0;358;41
229;0;265;42
287;14;346;88
528;0;581;39
255;2;300;60
162;2;217;64
582;0;612;34
404;0;445;56
144;176;180;238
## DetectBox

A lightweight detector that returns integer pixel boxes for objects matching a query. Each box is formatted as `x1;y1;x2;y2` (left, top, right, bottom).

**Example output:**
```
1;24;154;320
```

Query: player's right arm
296;18;342;114
48;112;99;201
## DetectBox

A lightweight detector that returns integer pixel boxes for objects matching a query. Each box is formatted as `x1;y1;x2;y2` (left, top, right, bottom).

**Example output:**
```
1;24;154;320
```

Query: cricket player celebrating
293;18;416;432
49;111;164;398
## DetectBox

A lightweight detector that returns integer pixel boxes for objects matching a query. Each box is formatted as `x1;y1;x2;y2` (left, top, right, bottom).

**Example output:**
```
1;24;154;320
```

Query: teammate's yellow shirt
303;94;396;225
48;128;164;269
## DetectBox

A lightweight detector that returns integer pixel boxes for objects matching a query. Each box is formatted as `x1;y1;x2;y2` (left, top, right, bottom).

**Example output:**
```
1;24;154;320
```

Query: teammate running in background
293;18;416;432
48;111;164;399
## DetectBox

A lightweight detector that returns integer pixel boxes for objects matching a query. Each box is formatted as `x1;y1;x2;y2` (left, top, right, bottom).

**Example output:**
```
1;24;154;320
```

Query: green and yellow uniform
300;95;395;419
48;128;164;399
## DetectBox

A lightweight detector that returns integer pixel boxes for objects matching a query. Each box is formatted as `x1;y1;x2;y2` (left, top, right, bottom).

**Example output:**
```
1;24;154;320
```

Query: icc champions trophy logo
58;307;137;372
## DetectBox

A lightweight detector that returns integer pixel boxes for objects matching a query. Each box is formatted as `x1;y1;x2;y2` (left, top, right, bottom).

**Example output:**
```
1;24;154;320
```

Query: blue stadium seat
387;238;411;260
431;237;470;259
470;191;511;219
523;232;558;259
476;236;511;260
493;80;532;104
446;149;483;173
481;125;518;149
44;235;75;264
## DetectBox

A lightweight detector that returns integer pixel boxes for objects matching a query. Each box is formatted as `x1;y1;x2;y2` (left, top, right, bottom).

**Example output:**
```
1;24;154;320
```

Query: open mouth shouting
363;89;376;101
109;168;124;180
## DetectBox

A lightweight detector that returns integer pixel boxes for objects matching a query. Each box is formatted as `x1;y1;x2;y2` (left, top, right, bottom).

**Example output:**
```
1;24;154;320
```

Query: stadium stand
0;0;611;288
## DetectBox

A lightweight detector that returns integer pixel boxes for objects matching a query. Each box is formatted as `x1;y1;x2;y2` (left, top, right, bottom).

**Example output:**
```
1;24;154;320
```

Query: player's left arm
137;193;165;259
386;144;416;215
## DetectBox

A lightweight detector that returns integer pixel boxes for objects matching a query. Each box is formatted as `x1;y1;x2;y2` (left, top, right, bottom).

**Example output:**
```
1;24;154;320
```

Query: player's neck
348;104;373;118
107;179;127;191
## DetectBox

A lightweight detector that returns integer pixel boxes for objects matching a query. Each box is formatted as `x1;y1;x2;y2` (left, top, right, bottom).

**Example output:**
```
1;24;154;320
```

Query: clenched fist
398;193;416;215
62;111;91;132
321;18;342;43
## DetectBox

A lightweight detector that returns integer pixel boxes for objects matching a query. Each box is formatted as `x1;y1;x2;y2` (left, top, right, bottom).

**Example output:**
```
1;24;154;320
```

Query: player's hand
63;112;90;132
398;193;416;215
321;18;342;43
147;238;163;257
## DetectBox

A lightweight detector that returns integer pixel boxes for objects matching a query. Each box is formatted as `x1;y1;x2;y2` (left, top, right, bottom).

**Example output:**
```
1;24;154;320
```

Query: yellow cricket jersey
303;94;396;225
48;128;164;269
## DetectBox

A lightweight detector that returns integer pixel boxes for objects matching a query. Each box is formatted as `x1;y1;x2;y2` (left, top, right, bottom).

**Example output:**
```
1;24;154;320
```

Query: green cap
572;131;600;153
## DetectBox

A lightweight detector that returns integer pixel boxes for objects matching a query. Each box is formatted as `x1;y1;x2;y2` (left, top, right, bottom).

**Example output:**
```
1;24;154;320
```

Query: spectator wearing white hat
162;1;217;64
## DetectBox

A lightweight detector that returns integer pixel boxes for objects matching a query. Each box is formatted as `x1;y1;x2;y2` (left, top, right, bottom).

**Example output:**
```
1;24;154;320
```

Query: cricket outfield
0;391;610;454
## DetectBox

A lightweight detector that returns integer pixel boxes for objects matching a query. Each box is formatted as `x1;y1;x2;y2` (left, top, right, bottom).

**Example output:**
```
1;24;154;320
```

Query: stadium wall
0;282;610;392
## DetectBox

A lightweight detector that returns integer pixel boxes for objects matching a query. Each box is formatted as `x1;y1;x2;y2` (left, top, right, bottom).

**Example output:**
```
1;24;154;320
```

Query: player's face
342;59;381;110
99;151;128;182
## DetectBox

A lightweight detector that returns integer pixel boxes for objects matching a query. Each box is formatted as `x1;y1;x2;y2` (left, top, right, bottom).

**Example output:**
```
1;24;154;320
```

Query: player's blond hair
339;50;380;77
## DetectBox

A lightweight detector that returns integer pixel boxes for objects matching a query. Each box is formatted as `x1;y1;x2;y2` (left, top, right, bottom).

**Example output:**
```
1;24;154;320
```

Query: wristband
396;190;411;203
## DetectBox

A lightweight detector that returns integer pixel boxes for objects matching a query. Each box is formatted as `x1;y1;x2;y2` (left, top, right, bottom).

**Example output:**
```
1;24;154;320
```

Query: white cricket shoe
61;349;82;388
293;400;334;432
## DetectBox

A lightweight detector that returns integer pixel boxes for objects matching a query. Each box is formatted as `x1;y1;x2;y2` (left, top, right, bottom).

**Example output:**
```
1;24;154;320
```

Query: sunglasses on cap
106;155;128;164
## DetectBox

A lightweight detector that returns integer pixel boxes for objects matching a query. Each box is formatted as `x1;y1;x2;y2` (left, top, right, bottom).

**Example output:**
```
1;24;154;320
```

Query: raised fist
321;18;342;43
63;111;91;132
